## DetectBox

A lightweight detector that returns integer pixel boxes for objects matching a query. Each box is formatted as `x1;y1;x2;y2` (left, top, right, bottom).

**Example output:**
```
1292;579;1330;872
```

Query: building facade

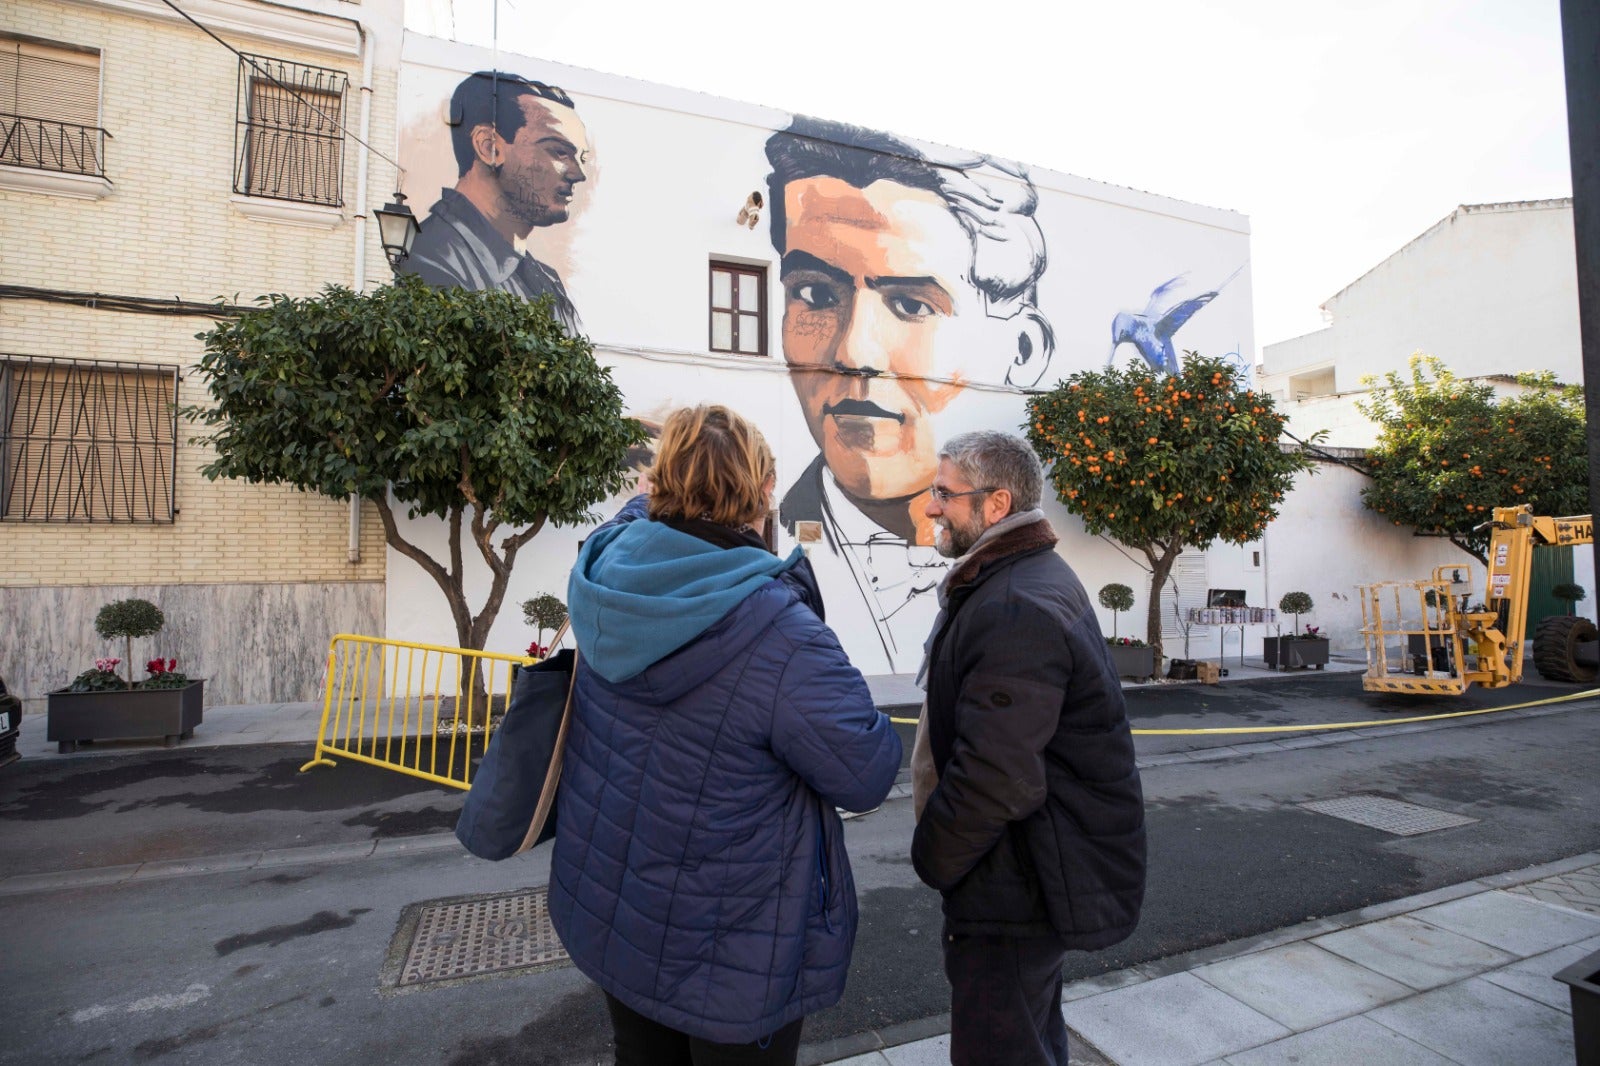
2;0;405;710
1256;199;1591;646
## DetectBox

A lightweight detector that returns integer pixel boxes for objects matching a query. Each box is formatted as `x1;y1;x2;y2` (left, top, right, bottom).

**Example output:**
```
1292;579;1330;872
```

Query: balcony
0;113;112;199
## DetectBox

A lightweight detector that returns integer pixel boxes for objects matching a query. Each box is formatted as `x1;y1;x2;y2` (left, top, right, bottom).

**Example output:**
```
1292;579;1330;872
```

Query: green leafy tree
1027;354;1318;664
1553;583;1587;616
522;593;569;653
189;278;643;691
1097;583;1135;639
1356;355;1587;563
1278;591;1313;635
95;598;165;687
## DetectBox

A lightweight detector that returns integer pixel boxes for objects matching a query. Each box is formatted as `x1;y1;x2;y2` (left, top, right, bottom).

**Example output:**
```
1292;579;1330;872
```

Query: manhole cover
387;887;570;989
1298;794;1478;836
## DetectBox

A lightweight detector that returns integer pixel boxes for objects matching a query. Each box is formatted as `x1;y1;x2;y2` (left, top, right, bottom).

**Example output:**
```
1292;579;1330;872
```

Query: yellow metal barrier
299;634;536;790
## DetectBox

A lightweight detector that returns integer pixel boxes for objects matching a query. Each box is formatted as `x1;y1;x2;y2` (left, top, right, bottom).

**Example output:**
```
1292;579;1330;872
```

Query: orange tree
1026;353;1317;664
1356;355;1587;564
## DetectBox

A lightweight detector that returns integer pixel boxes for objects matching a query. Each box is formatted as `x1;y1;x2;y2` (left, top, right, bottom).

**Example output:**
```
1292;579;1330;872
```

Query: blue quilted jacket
549;497;902;1044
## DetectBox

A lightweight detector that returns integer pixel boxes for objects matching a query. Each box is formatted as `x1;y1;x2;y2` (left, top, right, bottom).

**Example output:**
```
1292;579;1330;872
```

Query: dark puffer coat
549;498;902;1044
911;518;1146;946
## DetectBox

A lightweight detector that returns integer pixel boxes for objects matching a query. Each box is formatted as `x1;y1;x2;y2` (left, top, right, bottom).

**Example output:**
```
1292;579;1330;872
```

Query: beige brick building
2;0;405;710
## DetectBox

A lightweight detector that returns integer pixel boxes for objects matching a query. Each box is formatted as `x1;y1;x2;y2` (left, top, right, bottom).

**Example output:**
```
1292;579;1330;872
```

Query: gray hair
938;431;1043;514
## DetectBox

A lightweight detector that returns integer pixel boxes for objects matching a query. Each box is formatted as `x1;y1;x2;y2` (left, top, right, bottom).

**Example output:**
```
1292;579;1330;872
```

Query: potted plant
46;598;204;753
1263;591;1329;669
522;593;569;660
1554;582;1587;616
1098;583;1155;679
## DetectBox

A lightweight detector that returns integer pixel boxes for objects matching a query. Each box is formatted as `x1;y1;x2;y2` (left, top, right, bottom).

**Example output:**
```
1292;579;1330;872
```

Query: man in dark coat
910;430;1146;1066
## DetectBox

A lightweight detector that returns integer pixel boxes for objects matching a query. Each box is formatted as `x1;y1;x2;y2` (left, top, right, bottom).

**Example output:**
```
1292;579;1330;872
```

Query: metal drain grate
1298;794;1478;836
395;887;570;988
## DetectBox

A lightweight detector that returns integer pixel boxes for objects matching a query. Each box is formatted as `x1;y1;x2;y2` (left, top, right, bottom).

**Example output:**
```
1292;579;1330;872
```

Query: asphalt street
2;674;1598;1065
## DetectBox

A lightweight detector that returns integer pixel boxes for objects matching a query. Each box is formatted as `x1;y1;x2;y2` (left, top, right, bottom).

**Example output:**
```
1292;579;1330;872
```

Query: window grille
234;54;347;207
0;35;108;178
0;356;179;523
709;262;767;356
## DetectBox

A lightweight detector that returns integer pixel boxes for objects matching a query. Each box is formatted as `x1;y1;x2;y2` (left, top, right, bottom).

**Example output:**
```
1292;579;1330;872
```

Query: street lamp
374;192;420;268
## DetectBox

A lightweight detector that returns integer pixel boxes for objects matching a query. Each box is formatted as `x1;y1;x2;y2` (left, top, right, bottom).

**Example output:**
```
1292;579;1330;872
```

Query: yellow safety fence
299;634;537;790
887;687;1600;733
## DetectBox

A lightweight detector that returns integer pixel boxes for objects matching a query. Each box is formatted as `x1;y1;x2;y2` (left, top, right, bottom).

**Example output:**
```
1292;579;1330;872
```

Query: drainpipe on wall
347;21;375;565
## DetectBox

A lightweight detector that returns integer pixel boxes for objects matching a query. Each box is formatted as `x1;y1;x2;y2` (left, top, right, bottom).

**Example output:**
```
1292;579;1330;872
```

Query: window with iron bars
0;34;109;178
1;356;179;523
235;54;347;207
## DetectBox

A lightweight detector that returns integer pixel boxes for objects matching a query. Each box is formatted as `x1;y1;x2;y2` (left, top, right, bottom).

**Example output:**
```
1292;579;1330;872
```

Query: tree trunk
1142;543;1181;669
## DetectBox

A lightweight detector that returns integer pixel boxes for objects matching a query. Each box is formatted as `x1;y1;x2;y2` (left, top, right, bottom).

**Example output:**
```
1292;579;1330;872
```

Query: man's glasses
928;486;995;504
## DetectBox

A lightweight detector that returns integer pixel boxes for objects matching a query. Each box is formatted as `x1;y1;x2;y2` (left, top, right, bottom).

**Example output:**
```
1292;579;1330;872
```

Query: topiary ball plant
1098;583;1135;640
1278;591;1314;636
1552;583;1587;616
95;598;165;687
521;593;569;657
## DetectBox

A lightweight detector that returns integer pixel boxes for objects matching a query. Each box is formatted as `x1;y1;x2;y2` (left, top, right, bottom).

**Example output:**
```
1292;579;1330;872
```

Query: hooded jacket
549;496;902;1044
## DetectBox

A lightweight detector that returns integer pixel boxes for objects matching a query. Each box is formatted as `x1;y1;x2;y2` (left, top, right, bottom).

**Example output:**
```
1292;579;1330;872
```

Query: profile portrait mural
397;70;589;332
392;44;1254;674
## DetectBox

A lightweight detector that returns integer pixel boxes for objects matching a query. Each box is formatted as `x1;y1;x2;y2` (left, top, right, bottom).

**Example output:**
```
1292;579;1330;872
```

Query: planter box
1557;947;1600;1066
1107;644;1155;680
1262;636;1330;670
47;681;204;753
1558;947;1600;1066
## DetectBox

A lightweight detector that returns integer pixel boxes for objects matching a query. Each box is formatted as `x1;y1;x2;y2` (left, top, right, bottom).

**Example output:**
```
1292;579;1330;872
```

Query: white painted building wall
1259;199;1578;400
388;33;1260;673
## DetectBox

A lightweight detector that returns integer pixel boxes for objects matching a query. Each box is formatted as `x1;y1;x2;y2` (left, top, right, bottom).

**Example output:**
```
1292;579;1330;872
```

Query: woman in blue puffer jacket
549;404;902;1066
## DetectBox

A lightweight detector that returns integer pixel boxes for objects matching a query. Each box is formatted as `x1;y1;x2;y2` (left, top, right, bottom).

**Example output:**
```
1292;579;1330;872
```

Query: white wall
1261;200;1579;393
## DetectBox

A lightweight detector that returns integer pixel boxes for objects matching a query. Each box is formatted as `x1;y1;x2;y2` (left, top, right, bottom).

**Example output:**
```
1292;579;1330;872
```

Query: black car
0;674;20;767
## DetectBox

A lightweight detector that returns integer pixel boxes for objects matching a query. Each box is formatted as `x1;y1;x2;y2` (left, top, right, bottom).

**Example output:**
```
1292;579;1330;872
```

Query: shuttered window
0;358;179;523
0;36;104;176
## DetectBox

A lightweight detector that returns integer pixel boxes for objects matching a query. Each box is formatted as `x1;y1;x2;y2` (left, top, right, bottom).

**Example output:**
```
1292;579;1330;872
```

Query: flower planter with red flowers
1106;639;1156;680
48;649;204;754
47;679;204;753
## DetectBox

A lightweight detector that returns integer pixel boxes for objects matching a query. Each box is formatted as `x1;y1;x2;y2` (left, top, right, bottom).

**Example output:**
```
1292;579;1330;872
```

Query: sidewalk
814;853;1600;1066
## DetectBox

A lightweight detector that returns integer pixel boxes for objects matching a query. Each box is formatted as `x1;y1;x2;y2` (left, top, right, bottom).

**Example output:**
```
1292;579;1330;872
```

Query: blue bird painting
1108;266;1244;376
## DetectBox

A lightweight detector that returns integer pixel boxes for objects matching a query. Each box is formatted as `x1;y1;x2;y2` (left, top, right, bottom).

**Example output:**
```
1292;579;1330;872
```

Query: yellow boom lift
1358;505;1596;695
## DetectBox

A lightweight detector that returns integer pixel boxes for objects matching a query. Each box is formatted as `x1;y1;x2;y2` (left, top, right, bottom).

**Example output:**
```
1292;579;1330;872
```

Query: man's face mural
497;96;590;232
781;176;1009;505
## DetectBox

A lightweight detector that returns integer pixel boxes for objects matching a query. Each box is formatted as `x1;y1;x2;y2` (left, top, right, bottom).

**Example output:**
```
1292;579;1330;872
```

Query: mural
764;117;1053;668
394;48;1255;676
1108;266;1243;375
397;71;588;332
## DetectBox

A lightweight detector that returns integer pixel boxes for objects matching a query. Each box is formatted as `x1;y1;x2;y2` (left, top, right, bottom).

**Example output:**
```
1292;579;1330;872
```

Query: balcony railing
0;113;110;179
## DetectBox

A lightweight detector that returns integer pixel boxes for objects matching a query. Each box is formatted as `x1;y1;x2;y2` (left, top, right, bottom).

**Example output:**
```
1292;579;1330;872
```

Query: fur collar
944;513;1059;593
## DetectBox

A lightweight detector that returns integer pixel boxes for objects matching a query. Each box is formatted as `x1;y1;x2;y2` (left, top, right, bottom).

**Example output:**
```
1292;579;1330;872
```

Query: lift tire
1532;615;1599;683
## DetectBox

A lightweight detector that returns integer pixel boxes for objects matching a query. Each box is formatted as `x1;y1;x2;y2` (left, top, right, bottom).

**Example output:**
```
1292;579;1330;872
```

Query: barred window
0;35;107;177
235;54;347;207
1;357;179;523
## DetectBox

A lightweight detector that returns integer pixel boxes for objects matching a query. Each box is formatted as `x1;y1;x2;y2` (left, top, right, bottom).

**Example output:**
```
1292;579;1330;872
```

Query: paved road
2;676;1597;1064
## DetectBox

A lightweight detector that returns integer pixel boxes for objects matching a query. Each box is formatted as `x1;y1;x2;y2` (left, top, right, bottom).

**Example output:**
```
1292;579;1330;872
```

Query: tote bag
454;647;577;860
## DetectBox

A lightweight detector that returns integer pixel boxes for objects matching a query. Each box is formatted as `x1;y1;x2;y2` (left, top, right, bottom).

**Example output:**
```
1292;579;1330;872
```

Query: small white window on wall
709;261;767;357
0;35;105;177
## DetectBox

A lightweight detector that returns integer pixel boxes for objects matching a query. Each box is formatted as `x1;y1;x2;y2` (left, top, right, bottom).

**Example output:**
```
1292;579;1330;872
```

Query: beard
933;510;987;559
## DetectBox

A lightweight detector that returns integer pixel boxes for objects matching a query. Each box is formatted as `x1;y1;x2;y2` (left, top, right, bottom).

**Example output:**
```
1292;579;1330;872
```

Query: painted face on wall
498;97;589;233
782;176;1012;506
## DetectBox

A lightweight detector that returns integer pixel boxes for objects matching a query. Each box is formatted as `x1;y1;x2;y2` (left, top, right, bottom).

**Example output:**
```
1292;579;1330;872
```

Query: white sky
404;0;1572;352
